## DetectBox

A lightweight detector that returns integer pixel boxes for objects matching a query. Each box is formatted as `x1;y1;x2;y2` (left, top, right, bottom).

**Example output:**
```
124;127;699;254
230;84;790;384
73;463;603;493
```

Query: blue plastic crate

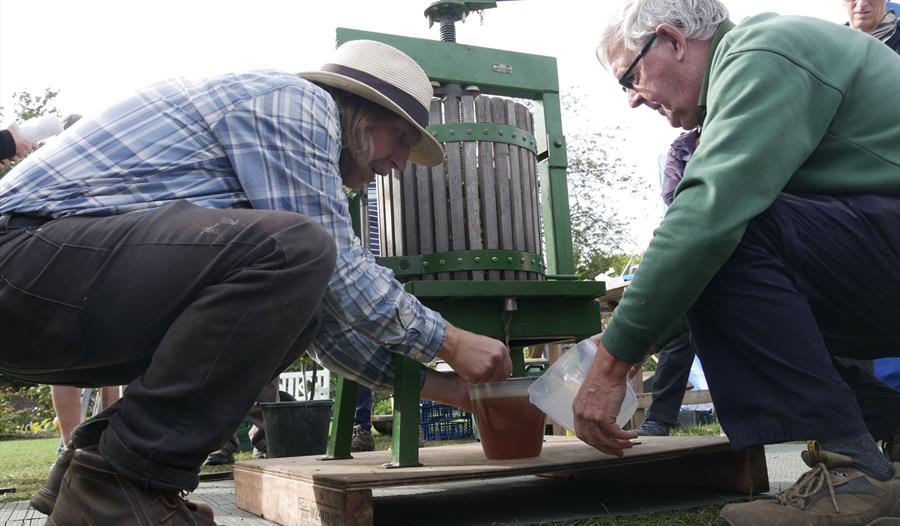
419;401;474;441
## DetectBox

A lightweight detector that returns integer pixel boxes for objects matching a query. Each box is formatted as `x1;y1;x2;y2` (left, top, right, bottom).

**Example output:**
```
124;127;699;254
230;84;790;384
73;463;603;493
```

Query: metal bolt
512;133;517;138
423;261;429;266
520;257;525;263
432;131;438;137
457;258;463;263
448;130;455;136
491;257;498;263
466;129;473;135
503;298;518;312
483;129;489;135
507;257;513;263
554;138;563;147
474;257;481;263
498;130;504;136
439;259;446;265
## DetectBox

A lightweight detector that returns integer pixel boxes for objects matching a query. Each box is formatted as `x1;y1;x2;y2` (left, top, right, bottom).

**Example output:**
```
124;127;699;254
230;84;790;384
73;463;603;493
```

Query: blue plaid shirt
0;70;444;390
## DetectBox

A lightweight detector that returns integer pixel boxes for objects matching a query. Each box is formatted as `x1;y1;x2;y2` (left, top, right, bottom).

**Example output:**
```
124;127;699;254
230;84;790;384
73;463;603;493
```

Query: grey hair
597;0;729;70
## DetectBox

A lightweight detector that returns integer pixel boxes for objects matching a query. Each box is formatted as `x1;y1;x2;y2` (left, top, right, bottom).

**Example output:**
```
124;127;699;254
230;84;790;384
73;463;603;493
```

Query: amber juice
473;394;545;460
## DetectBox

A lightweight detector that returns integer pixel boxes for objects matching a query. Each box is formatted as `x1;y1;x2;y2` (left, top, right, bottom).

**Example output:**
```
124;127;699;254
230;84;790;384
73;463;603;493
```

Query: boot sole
29;487;57;515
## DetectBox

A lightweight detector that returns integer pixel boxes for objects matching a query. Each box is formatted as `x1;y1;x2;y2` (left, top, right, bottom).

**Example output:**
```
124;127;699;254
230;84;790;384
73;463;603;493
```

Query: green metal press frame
323;27;605;467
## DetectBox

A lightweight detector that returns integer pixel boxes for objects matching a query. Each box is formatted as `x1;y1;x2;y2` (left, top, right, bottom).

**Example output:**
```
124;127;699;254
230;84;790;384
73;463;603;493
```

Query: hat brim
298;71;444;167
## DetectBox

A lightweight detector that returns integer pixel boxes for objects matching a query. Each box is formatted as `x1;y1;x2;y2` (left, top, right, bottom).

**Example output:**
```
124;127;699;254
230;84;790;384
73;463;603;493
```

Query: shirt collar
697;19;736;121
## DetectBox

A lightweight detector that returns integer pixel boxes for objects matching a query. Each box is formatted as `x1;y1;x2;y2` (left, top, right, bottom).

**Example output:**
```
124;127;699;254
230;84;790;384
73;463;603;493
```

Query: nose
390;144;410;170
626;90;646;109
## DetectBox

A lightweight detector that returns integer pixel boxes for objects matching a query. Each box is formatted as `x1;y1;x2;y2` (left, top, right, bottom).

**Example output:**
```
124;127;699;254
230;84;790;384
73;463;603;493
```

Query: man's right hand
436;322;512;384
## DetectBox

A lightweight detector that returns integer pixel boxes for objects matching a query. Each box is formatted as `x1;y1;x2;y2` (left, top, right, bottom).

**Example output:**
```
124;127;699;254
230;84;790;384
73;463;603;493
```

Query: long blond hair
322;87;396;176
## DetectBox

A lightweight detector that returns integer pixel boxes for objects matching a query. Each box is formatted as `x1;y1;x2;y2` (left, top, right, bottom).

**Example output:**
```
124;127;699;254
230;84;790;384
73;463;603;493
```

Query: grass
0;423;730;525
522;506;724;526
0;436;59;505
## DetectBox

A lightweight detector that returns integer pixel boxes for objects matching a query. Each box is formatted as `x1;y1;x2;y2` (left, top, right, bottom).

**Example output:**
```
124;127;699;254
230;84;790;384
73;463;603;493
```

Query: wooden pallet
234;436;767;526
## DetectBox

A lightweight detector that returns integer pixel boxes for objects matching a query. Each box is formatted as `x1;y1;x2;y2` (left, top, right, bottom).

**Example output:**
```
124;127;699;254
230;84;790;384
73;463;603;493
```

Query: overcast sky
0;0;851;249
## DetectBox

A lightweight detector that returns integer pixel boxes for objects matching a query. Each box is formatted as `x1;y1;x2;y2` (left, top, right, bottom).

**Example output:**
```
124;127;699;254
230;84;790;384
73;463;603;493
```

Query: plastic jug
18;114;63;143
527;338;637;433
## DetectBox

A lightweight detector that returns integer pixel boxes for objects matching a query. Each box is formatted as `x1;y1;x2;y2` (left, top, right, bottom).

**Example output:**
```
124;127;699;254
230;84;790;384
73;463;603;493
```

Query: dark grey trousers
0;200;336;490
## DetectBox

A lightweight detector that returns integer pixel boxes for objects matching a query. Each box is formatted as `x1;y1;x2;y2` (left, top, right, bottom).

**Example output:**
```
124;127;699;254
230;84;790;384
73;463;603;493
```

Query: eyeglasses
618;33;658;92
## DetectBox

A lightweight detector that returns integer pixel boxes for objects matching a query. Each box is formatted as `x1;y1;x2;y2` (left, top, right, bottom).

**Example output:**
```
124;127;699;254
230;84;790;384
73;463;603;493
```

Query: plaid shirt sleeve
207;82;445;386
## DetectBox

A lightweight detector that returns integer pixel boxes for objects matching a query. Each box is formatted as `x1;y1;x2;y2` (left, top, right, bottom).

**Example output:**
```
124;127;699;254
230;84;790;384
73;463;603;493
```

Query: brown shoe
48;448;217;525
31;407;116;515
29;443;74;515
720;441;900;526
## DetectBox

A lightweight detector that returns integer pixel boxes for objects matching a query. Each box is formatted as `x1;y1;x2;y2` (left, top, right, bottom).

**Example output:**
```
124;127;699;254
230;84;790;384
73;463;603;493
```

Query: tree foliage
0;88;61;178
560;91;652;279
12;88;60;121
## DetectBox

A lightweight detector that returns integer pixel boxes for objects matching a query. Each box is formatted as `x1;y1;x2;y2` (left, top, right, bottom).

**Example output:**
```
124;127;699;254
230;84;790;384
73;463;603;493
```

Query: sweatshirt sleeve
602;48;843;363
0;130;15;161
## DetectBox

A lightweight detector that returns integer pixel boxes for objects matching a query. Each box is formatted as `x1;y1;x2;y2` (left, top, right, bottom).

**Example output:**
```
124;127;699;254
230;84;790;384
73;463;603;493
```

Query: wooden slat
443;92;468;280
235;435;751;491
526;110;544;264
401;162;419;260
388;168;405;258
460;95;484;281
546;442;769;495
234;437;767;526
235;468;372;526
475;96;500;280
415;162;434;271
376;177;393;257
429;99;450;280
489;97;515;280
505;100;527;280
515;103;538;280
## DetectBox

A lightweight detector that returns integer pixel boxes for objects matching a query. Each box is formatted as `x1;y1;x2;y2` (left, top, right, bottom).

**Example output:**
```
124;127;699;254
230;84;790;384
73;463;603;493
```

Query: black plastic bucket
258;399;334;458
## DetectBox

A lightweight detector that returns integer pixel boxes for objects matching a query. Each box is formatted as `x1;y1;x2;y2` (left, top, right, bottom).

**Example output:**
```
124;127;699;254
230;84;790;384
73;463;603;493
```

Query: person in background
844;0;900;461
846;0;900;377
844;0;900;51
585;1;900;524
635;333;695;436
636;128;700;437
0;122;37;164
351;385;377;452
0;40;511;525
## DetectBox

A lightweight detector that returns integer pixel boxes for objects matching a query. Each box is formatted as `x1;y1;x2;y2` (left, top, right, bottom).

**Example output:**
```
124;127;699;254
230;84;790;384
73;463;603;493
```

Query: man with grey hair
581;0;900;524
844;0;900;52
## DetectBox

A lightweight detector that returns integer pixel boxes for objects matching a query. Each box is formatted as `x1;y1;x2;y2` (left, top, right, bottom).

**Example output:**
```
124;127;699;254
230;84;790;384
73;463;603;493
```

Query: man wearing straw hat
0;40;511;524
578;0;900;524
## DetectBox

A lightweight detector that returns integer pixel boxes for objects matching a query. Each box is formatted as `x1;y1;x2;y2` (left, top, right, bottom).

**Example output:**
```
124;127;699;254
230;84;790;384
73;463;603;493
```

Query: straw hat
298;40;444;167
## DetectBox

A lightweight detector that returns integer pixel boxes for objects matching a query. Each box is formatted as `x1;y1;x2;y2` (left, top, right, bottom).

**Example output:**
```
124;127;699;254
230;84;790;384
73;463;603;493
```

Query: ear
655;23;689;61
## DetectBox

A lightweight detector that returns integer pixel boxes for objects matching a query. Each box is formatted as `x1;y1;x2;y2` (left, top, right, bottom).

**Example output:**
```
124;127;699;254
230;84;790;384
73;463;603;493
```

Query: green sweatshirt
602;13;900;364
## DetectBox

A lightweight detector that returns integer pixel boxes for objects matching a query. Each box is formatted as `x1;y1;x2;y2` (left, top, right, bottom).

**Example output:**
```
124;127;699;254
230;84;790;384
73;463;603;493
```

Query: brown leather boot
48;448;217;525
30;403;118;515
29;443;74;514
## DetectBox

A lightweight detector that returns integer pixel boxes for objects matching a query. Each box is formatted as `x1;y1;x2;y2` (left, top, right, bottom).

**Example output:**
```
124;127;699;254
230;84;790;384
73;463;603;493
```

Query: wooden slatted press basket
375;89;546;282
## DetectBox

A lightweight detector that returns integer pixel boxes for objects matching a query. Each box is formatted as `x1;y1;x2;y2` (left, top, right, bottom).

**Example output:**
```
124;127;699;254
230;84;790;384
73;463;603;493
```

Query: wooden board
234;436;767;526
636;389;714;409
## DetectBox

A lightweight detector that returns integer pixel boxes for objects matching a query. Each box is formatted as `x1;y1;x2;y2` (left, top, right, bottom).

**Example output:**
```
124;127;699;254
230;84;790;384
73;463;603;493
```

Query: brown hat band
320;63;429;129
